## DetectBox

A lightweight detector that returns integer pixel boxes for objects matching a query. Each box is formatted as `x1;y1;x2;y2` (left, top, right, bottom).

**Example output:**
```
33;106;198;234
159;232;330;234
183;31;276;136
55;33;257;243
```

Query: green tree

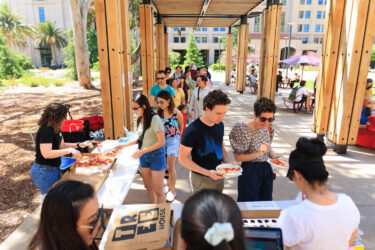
184;33;203;68
86;29;98;66
0;34;33;79
63;29;77;80
35;21;67;66
169;52;181;66
371;45;375;65
0;3;34;48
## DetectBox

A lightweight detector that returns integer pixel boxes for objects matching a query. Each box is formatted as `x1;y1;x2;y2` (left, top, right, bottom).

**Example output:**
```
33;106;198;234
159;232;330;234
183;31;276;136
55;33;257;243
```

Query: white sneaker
166;191;176;203
163;186;170;194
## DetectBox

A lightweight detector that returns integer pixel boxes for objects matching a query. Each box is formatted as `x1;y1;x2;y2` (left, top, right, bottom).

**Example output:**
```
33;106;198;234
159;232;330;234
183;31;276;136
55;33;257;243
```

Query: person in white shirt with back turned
294;80;311;113
277;137;360;250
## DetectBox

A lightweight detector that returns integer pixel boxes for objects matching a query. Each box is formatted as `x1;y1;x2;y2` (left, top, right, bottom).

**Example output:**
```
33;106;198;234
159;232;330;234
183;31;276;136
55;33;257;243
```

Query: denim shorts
139;147;167;171
30;162;62;195
164;135;180;156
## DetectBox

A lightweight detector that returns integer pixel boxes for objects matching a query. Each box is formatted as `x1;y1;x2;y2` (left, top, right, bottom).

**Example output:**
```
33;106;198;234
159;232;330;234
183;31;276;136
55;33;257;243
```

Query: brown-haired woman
156;90;184;202
30;103;92;194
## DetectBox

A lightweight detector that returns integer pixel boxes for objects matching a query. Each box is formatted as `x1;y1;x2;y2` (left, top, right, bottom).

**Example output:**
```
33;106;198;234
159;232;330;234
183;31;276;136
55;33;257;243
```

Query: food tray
70;153;117;174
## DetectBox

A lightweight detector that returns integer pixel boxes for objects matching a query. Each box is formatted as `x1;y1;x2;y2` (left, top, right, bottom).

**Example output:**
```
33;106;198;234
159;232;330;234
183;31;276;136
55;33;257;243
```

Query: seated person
360;99;375;126
290;73;300;88
276;70;284;91
248;70;258;92
28;180;102;250
277;137;360;250
295;80;311;112
180;189;245;250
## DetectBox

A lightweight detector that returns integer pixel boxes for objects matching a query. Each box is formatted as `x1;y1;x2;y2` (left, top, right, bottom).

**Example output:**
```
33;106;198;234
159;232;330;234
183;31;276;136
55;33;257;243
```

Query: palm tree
35;21;67;66
0;3;34;48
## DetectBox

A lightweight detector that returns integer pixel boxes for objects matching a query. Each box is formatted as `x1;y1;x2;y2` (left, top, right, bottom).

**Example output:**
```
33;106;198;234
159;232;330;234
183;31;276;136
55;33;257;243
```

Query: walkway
125;71;375;249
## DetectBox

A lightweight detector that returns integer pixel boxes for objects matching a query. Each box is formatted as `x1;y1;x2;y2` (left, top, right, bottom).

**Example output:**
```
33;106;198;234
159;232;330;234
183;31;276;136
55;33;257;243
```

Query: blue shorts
30;162;62;195
140;147;167;171
164;135;180;156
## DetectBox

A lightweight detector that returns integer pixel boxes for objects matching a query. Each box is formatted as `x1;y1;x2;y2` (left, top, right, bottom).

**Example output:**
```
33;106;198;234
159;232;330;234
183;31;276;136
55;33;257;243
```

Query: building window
281;0;287;5
302;37;308;43
173;27;178;31
314;37;320;44
38;7;45;23
180;37;186;43
324;0;327;4
174;37;179;43
317;11;322;19
195;37;201;43
303;24;309;32
181;27;186;31
306;0;311;4
315;25;320;32
321;24;324;32
323;11;326;19
202;37;208;43
281;12;285;32
299;11;304;18
213;37;218;43
220;27;225;32
202;27;207;31
300;0;305;4
254;16;260;32
305;11;310;19
213;27;219;32
298;24;303;32
194;27;201;32
318;0;323;4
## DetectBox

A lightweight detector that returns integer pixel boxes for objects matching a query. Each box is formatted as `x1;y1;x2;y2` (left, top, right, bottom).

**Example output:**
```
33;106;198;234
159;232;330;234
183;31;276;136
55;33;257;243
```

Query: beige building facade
0;0;72;67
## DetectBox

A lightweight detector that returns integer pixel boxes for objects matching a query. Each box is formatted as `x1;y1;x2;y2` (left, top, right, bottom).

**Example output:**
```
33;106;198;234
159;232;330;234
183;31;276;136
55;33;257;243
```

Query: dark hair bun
296;137;327;158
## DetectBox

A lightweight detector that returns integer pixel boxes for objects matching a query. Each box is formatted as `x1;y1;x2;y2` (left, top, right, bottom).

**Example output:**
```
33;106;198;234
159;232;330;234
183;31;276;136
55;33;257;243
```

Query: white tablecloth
94;140;140;208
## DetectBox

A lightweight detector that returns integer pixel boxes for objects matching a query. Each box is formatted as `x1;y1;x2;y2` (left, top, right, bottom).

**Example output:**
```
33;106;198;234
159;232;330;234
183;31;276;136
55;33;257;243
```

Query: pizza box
101;203;175;250
70;153;117;174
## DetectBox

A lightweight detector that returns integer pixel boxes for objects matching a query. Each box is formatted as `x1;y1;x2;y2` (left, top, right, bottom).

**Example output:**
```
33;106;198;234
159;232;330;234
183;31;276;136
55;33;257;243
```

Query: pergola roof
152;0;265;27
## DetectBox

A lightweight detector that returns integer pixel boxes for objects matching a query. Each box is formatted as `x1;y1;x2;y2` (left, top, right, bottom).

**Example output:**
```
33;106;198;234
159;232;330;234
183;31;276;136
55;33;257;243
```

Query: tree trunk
69;0;93;89
50;42;57;66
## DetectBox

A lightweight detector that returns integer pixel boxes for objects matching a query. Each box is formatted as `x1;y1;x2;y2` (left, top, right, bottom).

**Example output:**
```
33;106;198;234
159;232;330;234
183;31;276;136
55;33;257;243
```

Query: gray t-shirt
137;115;164;149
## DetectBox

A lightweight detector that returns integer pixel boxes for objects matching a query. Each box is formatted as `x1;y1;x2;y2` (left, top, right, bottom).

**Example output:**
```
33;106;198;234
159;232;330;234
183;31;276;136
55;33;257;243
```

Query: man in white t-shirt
295;80;311;112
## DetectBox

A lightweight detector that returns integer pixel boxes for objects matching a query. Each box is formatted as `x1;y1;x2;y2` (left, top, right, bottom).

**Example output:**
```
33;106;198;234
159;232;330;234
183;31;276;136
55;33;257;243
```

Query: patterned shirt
229;123;274;162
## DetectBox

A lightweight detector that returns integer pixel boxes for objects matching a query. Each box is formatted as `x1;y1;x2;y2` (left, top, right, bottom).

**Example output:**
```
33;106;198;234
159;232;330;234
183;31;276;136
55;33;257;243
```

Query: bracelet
76;142;81;149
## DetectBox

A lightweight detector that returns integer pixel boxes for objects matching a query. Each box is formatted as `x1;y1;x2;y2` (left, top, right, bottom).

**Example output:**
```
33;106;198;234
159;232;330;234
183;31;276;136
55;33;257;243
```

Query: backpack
288;86;301;101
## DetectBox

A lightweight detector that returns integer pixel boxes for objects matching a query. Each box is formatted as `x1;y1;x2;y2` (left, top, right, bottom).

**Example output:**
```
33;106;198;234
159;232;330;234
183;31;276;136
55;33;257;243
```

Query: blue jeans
164;135;180;156
139;147;167;171
237;161;273;202
30;163;62;195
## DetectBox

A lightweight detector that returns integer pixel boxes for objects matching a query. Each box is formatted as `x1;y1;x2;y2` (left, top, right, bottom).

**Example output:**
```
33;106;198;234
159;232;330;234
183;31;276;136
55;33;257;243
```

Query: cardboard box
103;204;174;250
70;153;117;174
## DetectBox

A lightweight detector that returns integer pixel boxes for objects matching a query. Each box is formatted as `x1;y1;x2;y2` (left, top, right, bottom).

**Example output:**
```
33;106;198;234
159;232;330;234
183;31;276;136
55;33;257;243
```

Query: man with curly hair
179;90;232;193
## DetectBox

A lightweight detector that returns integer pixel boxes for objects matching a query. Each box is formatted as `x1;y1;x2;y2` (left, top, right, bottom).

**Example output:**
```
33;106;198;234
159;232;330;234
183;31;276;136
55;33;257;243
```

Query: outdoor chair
282;97;306;113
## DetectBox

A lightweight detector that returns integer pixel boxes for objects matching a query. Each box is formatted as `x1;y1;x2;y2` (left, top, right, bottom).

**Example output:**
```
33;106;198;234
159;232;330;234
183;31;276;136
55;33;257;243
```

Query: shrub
92;61;100;71
212;63;225;72
20;76;50;87
0;80;4;86
52;80;65;87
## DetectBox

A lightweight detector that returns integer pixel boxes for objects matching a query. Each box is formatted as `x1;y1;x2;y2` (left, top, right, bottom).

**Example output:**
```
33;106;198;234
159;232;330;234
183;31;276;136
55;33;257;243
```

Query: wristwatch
76;142;81;149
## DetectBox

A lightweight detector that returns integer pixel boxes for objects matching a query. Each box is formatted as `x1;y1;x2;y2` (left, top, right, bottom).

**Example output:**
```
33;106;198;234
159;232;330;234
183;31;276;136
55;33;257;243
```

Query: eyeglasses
132;106;141;111
166;71;171;74
259;117;275;123
77;204;105;235
156;77;165;80
157;100;165;105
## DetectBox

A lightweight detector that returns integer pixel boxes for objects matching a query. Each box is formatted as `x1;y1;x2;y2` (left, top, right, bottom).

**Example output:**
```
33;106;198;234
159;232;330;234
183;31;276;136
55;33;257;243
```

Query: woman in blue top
157;90;184;202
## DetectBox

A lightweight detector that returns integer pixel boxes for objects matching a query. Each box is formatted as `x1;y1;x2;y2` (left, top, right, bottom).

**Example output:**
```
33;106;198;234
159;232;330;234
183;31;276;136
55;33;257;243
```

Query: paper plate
60;157;77;171
102;148;120;158
216;163;243;177
267;158;289;169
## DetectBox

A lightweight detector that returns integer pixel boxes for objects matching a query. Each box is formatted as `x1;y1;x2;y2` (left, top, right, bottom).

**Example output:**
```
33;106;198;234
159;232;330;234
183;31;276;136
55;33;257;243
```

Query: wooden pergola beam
164;26;169;68
225;29;233;86
235;16;248;93
155;18;165;71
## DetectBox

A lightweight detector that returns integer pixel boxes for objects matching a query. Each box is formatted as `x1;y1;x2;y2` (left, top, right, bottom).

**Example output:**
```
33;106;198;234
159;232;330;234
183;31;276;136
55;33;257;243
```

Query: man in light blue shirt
149;70;175;108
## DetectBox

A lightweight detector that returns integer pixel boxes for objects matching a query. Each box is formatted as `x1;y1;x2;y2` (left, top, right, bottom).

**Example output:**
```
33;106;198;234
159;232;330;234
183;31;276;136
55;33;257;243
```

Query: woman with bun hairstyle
277;137;360;250
28;180;101;250
31;103;92;194
181;189;245;250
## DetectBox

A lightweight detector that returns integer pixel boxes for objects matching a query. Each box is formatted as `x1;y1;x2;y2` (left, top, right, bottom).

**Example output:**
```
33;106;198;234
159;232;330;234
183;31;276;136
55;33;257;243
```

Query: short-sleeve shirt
360;107;371;125
295;87;309;102
173;88;185;107
276;193;360;250
137;115;164;150
150;84;175;101
35;125;63;167
181;118;224;173
229;123;273;162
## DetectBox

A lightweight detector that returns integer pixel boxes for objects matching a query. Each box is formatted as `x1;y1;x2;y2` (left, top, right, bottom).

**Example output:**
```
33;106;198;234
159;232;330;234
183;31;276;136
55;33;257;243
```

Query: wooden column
225;29;233;86
258;8;270;99
155;15;165;71
164;26;169;68
235;16;249;93
140;3;155;97
94;0;133;139
258;3;282;101
314;0;375;154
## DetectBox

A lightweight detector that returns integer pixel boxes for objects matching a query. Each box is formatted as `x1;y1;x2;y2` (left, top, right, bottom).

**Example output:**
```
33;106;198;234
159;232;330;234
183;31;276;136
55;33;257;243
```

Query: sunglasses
132;106;141;111
259;117;275;122
156;77;165;80
78;204;106;235
166;71;171;74
157;100;165;105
